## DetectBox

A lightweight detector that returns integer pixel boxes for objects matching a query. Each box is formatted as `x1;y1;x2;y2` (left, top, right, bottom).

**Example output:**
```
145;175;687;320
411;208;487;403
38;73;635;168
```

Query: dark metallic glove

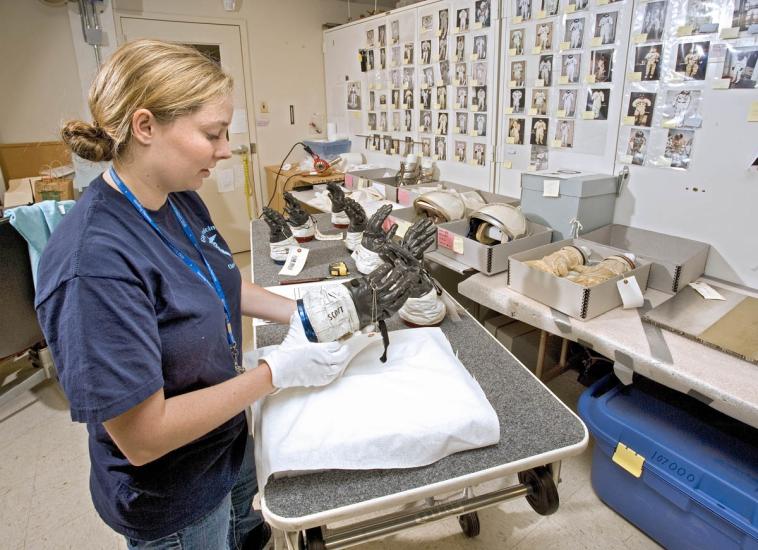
381;240;435;298
362;204;397;252
283;192;310;227
344;197;367;233
343;263;416;328
327;182;347;214
262;207;293;242
398;218;437;260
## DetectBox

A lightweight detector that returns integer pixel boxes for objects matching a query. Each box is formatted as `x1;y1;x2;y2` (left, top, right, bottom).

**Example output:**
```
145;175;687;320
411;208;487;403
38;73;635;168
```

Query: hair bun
61;120;114;162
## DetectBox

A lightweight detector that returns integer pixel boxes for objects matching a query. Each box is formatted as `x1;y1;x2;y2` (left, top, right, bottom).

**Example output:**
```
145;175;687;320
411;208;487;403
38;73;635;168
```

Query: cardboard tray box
435;218;553;275
580;224;709;294
507;238;651;320
343;168;398;193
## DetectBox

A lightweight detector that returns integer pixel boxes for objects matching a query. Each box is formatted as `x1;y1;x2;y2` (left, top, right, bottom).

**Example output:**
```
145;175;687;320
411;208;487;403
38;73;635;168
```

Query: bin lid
522;170;618;198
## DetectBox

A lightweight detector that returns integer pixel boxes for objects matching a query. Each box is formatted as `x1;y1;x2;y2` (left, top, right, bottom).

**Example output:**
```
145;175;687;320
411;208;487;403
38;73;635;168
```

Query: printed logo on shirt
200;225;235;269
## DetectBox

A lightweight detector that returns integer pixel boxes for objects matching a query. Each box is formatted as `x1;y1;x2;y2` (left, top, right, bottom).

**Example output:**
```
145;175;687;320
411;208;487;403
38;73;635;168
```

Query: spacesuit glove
327;182;347;213
283;192;310;227
261;340;351;389
262;207;293;242
362;204;398;252
344;197;368;232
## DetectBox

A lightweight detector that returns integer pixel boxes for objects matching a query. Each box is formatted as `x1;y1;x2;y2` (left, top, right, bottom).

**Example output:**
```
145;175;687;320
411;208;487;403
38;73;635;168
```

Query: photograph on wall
530;145;549;170
347;81;361;110
627;92;656;127
641;1;667;40
379;112;388;132
402;67;415;89
535;22;554;51
590;49;614;82
421;15;434;34
555;119;575;148
436;112;449;135
436;86;448;109
721;45;758;88
732;0;758;30
439;9;450;38
455;62;468;85
510;28;525;54
508;118;525;144
439;38;448;61
538;54;554;85
455;35;466;61
511;60;527;86
475;0;492;27
372;134;381;151
664;129;695;169
625;128;650;165
455;86;469;108
391;47;401;68
368;112;377;131
473;35;488;59
472;86;488;111
674;41;710;80
531;88;549;115
454;141;467;162
403;43;414;65
511;88;526;113
379;93;387;108
634;44;662;80
421;40;432;64
403;87;414;109
530;117;550;145
391;89;400;109
473;143;487;166
558;88;578;117
684;0;720;33
380;48;386;70
543;0;560;17
421;87;432;110
421;138;432;157
422;66;435;88
561;53;581;83
367;29;375;47
403;110;413;132
439;61;451;85
455;112;469;134
585;88;610;120
391;69;401;89
567;0;589;11
435;136;448;160
594;11;618;45
473;62;488;84
564;17;585;49
403;136;413;155
456;8;470;32
392;112;401;132
378;25;386;47
391;21;400;45
392;138;401;155
367;50;375;71
660;90;703;127
420;110;433;133
515;0;532;20
474;113;488;136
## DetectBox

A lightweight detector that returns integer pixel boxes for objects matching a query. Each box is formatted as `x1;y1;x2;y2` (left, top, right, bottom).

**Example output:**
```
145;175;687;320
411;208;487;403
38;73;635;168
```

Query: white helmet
414;191;466;223
469;203;529;244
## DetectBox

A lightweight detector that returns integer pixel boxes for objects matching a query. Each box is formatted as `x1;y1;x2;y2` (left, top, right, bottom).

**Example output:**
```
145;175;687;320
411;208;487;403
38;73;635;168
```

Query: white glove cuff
344;231;364;251
398;288;446;326
331;211;350;226
289;218;315;241
351;243;384;275
270;236;297;263
298;284;361;343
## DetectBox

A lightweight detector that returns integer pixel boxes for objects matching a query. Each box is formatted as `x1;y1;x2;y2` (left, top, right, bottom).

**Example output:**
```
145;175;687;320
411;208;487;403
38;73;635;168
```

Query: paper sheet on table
253;327;500;488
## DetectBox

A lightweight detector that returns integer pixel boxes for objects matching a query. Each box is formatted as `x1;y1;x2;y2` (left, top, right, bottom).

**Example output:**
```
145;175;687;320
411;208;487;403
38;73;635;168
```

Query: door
119;17;255;253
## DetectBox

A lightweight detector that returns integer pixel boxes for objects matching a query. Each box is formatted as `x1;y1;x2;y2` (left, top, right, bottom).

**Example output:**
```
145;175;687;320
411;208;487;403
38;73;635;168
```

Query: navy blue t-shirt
35;175;247;541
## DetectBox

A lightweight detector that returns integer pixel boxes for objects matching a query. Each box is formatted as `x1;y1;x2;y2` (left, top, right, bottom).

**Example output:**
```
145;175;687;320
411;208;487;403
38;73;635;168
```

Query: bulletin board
324;0;758;287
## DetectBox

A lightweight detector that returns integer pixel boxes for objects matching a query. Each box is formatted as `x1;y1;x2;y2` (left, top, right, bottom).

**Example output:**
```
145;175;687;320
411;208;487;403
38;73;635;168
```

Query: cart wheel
298;527;326;550
458;512;480;538
518;466;559;516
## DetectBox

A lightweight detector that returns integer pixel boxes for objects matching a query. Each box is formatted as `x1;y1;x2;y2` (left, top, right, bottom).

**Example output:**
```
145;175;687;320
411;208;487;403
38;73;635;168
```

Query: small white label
689;281;726;300
617;276;644;309
543;179;560;197
279;246;309;276
216;168;235;193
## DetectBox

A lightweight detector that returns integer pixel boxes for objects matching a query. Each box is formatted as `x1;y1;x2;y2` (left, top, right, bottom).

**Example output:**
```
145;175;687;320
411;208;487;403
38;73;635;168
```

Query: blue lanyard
109;167;240;371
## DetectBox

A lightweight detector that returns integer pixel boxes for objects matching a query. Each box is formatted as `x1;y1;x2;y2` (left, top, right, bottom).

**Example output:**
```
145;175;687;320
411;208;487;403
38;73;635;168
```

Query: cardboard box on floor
484;314;562;373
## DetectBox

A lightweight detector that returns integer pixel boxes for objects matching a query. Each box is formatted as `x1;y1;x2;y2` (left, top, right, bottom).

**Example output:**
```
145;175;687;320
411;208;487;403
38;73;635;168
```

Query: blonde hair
62;39;233;162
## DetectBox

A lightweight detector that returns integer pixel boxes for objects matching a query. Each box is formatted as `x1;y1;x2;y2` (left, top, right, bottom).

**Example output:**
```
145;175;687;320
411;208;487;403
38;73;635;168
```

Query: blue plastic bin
578;375;758;550
303;139;350;160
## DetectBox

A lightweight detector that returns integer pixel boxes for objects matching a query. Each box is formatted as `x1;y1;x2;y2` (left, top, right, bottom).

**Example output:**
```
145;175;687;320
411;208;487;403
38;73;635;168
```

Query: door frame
114;10;265;214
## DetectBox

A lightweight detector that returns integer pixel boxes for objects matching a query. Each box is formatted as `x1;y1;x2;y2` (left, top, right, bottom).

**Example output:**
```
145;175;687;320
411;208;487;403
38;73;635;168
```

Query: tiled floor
0;253;659;549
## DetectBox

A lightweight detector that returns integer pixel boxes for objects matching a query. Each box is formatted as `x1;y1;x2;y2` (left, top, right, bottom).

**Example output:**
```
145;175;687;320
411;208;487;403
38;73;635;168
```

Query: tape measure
329;261;349;277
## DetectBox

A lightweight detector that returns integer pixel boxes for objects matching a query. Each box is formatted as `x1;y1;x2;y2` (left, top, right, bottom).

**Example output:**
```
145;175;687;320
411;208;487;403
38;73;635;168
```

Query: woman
35;40;354;550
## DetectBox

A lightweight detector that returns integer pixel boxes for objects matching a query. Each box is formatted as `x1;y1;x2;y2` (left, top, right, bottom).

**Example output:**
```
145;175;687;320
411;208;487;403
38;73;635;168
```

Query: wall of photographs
326;0;758;285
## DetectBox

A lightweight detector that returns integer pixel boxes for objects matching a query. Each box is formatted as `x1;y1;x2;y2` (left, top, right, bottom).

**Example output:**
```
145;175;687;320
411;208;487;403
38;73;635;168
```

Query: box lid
579;375;758;536
521;170;618;198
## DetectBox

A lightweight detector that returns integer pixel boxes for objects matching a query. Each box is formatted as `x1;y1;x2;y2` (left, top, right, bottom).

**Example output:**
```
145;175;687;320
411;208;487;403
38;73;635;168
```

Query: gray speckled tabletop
250;217;587;520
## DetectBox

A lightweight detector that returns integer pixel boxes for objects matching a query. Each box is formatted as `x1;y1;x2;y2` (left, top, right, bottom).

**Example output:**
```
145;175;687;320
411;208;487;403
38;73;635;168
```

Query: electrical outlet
259;101;269;114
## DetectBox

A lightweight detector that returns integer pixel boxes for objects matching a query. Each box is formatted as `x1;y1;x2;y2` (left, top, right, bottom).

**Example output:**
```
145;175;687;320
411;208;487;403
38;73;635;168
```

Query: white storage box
507;238;652;320
580;224;710;294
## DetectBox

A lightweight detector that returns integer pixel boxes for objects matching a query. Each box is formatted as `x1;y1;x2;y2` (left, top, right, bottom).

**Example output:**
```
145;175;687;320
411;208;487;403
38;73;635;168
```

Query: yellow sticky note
369;83;374;90
436;80;444;87
677;25;694;36
453;235;465;253
591;37;602;46
618;154;633;164
552;139;563;148
454;126;460;133
436;30;442;37
560;41;571;50
454;102;461;109
528;164;538;171
509;48;517;55
713;78;730;89
566;4;576;12
597;0;609;4
720;27;740;39
401;103;407;109
506;136;516;144
471;105;480;112
455;155;463;162
434;103;441;109
628;72;642;81
634;33;648;43
421;83;429;89
403;83;409;89
586;75;596;83
535;79;545;86
473;22;483;30
470;53;479;61
433;154;439;160
532;46;542;54
529;108;538;115
471;79;479;86
537;10;547;18
454;26;460;33
623;116;635;125
351;111;361;119
469;130;478;137
659;156;672;167
559;75;569;84
513;16;523;23
661;119;677;128
509;80;517;86
468;159;478;166
557;109;566;117
390;148;396;154
506;107;514;114
582;111;595;120
748;101;758;122
453;55;459;63
504;161;513;168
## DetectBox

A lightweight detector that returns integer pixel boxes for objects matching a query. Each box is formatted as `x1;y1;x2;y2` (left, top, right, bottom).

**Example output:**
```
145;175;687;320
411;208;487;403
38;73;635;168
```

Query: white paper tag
543;179;560;197
689;281;726;300
279;246;309;276
216;168;235;193
617;276;644;309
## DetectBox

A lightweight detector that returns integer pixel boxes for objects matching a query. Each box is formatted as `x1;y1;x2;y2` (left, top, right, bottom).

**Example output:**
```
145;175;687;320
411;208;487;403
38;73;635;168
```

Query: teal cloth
7;200;76;288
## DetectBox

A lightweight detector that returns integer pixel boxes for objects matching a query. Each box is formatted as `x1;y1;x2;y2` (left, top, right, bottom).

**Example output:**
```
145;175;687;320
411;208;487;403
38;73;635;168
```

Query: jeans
126;435;263;550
